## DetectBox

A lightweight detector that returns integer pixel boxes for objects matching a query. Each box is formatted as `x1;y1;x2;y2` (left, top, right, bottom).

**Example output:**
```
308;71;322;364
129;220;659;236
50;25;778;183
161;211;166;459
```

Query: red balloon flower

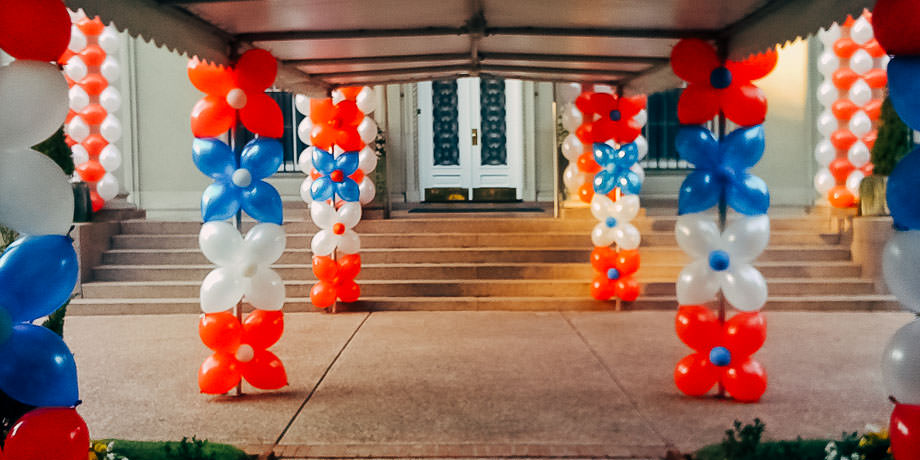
670;39;778;126
574;92;646;144
310;253;361;308
309;98;365;152
198;309;287;394
590;247;640;301
674;305;768;402
188;49;283;138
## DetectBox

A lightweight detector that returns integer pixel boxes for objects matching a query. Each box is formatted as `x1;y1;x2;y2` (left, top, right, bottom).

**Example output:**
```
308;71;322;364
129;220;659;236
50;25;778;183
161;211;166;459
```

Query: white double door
417;77;523;200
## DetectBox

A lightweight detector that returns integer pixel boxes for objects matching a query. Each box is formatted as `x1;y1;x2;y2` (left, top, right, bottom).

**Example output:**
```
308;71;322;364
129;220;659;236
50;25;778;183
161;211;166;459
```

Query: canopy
65;0;872;96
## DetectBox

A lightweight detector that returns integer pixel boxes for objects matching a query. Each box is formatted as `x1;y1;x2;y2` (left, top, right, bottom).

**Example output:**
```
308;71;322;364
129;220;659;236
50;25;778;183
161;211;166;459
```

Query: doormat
408;207;545;213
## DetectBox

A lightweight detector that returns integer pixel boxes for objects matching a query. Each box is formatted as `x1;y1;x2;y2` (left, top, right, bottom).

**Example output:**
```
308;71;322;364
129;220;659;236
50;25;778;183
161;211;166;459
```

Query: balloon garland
814;12;888;208
0;1;90;458
295;87;378;310
670;39;777;402
62;13;124;212
188;49;288;394
871;1;920;456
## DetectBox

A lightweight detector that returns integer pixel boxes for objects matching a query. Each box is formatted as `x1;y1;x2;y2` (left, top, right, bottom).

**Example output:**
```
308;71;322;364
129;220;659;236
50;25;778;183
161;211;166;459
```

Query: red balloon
82;134;108;157
873;0;920;55
677;84;719;125
240;91;283;138
335;127;364;151
199;312;242;353
730;48;779;82
338;253;362;280
723;357;767;402
235;49;277;92
721;83;767;127
674;353;719;396
0;0;71;62
90;190;105;212
311;124;338;151
864;99;883;120
76;160;106;182
310;280;337;308
863;131;878;150
831;129;858;151
79;44;106;67
670;39;719;84
191;95;235;138
577;183;594;204
615;249;640;275
76;17;105;36
80;103;107;125
188;57;234;95
831;99;858;120
614;276;640;302
576;152;600;174
828;157;855;183
864;68;888;89
242;349;287;390
242;310;284;350
336;279;361;302
833;38;859;58
78;73;108;96
350;168;365;184
3;408;89;460
590;275;614;300
312;255;337;281
832;67;859;90
59;49;75;65
890;403;920;460
339;86;363;101
723;312;766;358
861;162;875;176
864;39;887;58
590;246;617;273
828;186;856;208
675;305;720;351
199;352;241;394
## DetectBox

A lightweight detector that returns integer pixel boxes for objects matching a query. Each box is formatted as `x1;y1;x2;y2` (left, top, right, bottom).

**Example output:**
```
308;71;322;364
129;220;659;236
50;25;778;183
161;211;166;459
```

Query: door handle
471;128;478;146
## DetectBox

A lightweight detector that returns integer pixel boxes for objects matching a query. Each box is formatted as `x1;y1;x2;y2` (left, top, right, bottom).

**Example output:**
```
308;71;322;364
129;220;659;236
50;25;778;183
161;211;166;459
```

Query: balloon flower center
231;168;252;188
710;66;733;89
236;344;255;363
226;88;247;109
709;346;732;367
330;118;343;129
332;222;346;235
715;164;735;180
0;308;12;346
606;268;620;280
242;263;258;278
605;217;618;228
330;170;345;182
608;109;621;121
708;250;731;271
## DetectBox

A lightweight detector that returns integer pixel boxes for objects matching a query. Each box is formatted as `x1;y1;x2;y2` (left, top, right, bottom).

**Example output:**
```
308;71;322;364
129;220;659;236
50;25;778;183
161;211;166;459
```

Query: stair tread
81;277;876;286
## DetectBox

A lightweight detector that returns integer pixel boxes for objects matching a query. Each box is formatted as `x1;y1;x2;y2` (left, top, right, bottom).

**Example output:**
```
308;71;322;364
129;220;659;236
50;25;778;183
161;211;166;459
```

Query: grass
101;439;252;460
695;438;834;460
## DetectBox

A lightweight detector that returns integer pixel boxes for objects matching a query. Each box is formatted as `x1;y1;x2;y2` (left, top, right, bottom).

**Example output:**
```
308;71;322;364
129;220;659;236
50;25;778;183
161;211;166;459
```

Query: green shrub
871;96;912;176
102;438;251;460
32;127;74;176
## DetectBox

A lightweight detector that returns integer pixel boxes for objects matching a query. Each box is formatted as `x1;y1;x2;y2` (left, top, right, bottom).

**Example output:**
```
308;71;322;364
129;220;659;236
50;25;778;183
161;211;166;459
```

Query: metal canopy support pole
551;99;559;219
715;40;728;399
229;43;243;398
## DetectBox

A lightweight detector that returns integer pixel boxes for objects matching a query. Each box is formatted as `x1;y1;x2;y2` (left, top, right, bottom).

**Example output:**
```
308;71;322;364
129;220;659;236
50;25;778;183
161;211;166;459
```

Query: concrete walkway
65;311;910;459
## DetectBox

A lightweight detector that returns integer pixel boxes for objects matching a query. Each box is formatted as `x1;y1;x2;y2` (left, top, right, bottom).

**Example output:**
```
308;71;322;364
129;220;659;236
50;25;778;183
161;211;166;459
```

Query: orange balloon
78;44;106;66
310;280;337;308
80;103;107;125
199;312;242;353
64;135;76;147
65;109;76;125
78;74;108;96
861;162;875;176
614;277;640;301
337;253;362;280
864;39;886;58
312;255;337;281
336;279;360;303
338;86;363;101
828;186;856;208
191;95;235;138
242;310;284;350
76;160;105;182
723;312;766;358
615;249;640;275
76;17;105;36
577;183;594;204
234;49;277;92
198;352;241;394
590;275;614;300
241;349;287;390
674;353;719;396
576;152;600;174
89;190;105;212
82;134;108;157
863;131;877;150
864;99;883;120
187;57;234;95
864;68;888;89
830;129;857;151
310;98;336;124
832;67;858;90
831;99;857;120
310;124;337;151
723;357;767;402
336;127;364;151
59;49;75;65
590;246;617;273
350;169;365;184
833;37;858;58
675;305;720;351
828;157;855;183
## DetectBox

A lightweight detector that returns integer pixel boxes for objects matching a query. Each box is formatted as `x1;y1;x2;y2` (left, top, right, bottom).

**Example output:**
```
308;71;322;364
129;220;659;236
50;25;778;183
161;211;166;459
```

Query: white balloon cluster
590;194;641;250
557;83;587;199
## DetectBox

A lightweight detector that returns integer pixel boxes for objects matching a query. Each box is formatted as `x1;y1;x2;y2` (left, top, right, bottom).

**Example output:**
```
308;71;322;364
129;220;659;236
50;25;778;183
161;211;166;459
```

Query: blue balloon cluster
592;142;642;195
675;125;770;216
194;137;284;224
310;148;360;202
888;56;920;132
886;57;920;231
0;235;80;407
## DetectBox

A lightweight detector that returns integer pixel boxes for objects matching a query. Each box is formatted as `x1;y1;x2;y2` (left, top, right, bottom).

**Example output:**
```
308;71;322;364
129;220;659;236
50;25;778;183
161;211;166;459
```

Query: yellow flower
94;441;108;453
88;453;98;460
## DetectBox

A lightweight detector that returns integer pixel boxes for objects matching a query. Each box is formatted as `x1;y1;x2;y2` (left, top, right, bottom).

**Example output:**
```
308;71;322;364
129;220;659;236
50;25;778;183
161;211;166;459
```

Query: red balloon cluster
198;310;288;394
1;407;89;460
671;39;777;126
310;254;361;308
309;97;365;151
188;49;283;138
674;306;768;402
574;92;645;145
590;247;640;301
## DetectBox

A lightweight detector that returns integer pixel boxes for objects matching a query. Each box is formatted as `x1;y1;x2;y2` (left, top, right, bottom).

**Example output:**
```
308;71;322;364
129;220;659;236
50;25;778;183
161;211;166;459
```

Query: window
642;88;691;170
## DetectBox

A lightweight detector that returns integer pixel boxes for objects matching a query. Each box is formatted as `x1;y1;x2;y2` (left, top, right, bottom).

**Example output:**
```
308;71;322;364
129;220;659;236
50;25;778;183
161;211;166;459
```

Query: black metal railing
641;88;691;171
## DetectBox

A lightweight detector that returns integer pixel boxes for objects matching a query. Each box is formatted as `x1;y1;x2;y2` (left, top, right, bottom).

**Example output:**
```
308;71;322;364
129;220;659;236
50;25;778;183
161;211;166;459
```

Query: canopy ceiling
65;0;872;96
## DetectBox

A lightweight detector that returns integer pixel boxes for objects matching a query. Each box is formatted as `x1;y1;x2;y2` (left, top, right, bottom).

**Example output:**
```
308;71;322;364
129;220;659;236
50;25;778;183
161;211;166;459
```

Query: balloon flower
671;39;777;126
198;310;287;394
592;142;642;196
310;201;362;256
674;305;768;402
590;247;640;301
193;137;283;224
188;49;283;138
311;253;362;308
309;98;365;151
676;124;770;216
310;148;361;202
574;92;645;144
675;214;770;311
198;221;286;314
0;236;80;407
589;194;641;250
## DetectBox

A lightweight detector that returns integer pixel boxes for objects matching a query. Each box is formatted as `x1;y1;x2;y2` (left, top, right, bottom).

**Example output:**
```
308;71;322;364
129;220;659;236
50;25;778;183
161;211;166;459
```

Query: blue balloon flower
592;142;642;195
887;147;920;230
0;324;79;407
887;56;920;132
675;125;769;216
310;148;360;202
193;137;284;224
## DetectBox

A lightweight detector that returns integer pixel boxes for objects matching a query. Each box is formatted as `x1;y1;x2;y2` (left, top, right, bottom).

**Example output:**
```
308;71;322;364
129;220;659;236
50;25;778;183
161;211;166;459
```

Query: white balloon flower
199;221;287;313
310;201;362;256
675;214;770;311
589;194;641;250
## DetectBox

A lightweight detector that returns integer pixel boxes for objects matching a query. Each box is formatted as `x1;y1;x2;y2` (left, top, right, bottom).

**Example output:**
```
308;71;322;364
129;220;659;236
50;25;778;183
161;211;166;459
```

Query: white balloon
815;139;837;166
96;173;119;201
294;94;310;115
298;147;314;174
561;133;583;161
556;82;581;103
245;267;285;310
848;141;871;167
633;109;647;127
562;164;587;192
675;213;721;260
723;215;770;263
244;223;286;266
297;118;313;145
101;115;122;142
358;146;378;173
356;86;376;114
0;61;70;150
614;223;641;250
561;104;583;132
817;81;838;107
339;230;361;254
846;169;865;197
339;202;362;229
677;259;721;305
849;79;872;106
633;135;648;160
200;267;244;313
68;25;87;52
850;49;874;75
98;27;120;54
720;264;768;311
814;168;836;194
848;110;872;137
100;56;120;83
311;229;337;256
100;86;122;112
591;222;616;247
817;23;842;49
631;163;645;184
358;117;377;144
0;149;74;235
68;115;90;143
611;194;640;222
817;51;839;77
882;320;920;405
331;89;345;104
590;194;614;221
359;177;376;205
71;144;89;166
850;16;875;45
69;85;90;112
64;56;87;82
300;178;313;204
199;221;243;267
817;110;838;136
98;144;122;171
881;54;891;71
883;230;920;311
310;200;337;228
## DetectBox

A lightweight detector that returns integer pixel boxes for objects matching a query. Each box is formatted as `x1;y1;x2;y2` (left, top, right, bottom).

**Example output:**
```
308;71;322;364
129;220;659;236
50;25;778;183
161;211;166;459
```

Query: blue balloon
201;181;240;222
311;176;335;202
0;324;79;407
593;142;615;165
312;148;335;174
614;142;639;168
887;57;920;132
678;171;721;215
675;126;719;170
242;181;283;225
335;151;360;176
336;178;361;202
709;346;732;367
722;125;765;171
728;174;770;216
241;137;283;180
193;138;235;179
592;142;642;196
0;236;78;323
888;147;920;229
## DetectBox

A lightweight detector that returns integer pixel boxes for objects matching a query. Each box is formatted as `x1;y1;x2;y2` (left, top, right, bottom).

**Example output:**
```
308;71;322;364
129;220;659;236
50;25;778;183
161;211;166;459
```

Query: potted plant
863;95;912;215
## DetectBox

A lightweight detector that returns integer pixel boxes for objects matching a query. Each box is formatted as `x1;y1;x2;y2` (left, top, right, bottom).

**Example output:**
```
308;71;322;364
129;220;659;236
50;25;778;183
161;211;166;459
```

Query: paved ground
64;311;910;458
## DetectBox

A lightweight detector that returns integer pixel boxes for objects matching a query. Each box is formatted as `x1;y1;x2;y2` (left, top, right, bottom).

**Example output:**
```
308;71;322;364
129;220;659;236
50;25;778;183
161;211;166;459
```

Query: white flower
310;200;361;256
589;194;641;250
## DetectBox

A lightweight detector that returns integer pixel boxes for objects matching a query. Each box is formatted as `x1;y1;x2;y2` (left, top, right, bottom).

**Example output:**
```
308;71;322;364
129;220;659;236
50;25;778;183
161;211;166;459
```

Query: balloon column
0;1;90;458
295;87;378;310
670;39;777;402
871;2;920;457
62;12;124;212
188;49;288;394
814;11;888;208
